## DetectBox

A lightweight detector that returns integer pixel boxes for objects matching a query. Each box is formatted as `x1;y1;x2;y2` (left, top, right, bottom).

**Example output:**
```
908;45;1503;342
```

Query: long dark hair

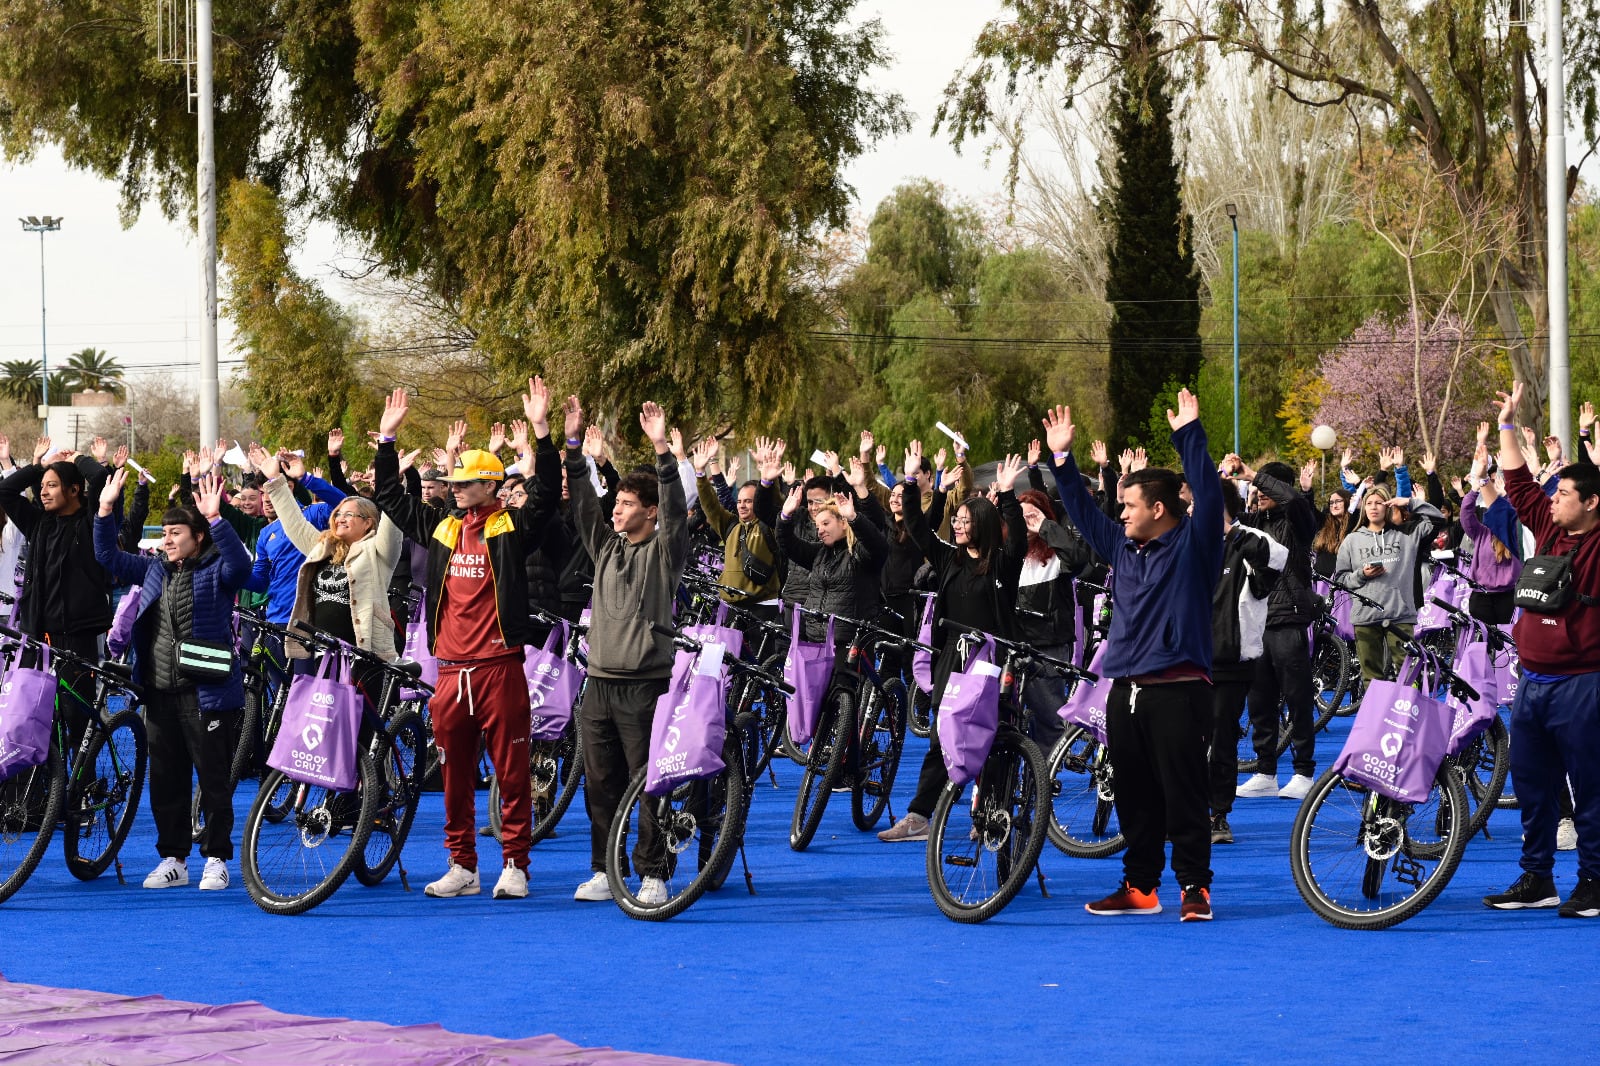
956;496;1003;576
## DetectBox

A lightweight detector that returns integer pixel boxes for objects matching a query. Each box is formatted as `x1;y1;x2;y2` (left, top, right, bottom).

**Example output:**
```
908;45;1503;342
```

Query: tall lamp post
18;215;63;424
1225;203;1240;456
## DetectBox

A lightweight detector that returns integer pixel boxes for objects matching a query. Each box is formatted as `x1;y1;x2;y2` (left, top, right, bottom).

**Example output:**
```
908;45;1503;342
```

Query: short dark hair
1257;461;1296;486
803;476;834;497
737;480;761;495
616;471;660;508
1123;468;1185;520
44;460;85;498
1559;463;1600;506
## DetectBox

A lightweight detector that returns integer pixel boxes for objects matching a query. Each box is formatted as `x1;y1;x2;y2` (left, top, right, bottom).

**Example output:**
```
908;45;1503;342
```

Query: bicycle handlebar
936;618;1096;683
1428;597;1515;651
0;623;144;697
791;604;934;656
648;621;794;694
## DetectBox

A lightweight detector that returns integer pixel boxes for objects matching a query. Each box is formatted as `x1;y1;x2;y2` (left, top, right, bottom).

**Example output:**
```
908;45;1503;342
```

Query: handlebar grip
0;623;22;641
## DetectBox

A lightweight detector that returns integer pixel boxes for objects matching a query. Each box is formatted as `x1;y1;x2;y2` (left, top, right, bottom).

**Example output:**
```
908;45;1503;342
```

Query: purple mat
0;978;726;1065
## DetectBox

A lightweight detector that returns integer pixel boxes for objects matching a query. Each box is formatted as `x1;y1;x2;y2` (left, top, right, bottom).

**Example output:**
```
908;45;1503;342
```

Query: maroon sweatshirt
1504;463;1600;675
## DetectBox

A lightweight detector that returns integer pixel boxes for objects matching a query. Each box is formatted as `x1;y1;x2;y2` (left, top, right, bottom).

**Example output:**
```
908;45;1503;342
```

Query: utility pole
18;215;62;426
196;0;219;449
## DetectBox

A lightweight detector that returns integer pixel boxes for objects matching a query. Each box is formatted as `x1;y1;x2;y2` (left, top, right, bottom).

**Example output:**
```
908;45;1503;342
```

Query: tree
0;361;41;408
1103;0;1202;448
939;0;1600;426
88;373;202;454
60;348;124;396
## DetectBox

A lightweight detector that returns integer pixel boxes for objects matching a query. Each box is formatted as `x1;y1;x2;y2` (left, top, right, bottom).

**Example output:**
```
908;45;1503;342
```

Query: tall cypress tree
1103;0;1202;449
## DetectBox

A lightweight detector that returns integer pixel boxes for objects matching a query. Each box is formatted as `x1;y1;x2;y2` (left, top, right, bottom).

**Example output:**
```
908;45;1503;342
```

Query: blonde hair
321;496;381;564
813;499;858;553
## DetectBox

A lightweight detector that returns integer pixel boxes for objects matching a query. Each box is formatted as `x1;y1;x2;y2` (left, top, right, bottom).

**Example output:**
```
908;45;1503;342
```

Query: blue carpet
1;717;1593;1065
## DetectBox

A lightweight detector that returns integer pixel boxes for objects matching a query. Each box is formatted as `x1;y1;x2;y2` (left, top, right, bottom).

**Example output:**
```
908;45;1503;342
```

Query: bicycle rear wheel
852;679;907;831
354;707;424;887
732;655;788;782
1044;726;1124;858
64;709;148;881
1236;704;1291;775
1289;764;1470;930
927;732;1049;923
489;719;585;845
1493;703;1518;809
0;745;65;904
789;689;854;851
606;737;747;921
241;749;380;915
908;685;934;739
1458;716;1510;838
1311;629;1353;732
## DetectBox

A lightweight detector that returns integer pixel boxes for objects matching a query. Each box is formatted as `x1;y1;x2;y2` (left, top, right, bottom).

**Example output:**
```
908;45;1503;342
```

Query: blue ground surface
2;714;1596;1065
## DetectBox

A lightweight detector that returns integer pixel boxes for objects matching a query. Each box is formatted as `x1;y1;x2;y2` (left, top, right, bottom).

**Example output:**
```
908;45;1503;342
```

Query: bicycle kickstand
739;842;757;896
1033;860;1050;899
397;854;412;892
114;855;126;886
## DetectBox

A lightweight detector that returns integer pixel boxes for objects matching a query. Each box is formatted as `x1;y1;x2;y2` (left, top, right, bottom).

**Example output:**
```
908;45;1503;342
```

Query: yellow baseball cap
444;448;506;482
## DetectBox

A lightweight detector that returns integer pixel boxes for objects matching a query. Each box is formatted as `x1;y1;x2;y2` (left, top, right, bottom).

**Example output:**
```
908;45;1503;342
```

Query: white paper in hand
935;421;970;452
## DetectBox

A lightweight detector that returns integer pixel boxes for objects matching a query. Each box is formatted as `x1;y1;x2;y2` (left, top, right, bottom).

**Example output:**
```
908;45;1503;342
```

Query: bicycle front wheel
1044;726;1124;859
489;718;585;845
1289;764;1470;930
908;685;934;739
1311;629;1353;732
606;737;748;922
0;745;65;904
64;709;148;881
852;679;907;831
1458;716;1510;839
241;749;380;915
789;689;854;852
354;707;425;887
733;654;788;782
927;731;1049;923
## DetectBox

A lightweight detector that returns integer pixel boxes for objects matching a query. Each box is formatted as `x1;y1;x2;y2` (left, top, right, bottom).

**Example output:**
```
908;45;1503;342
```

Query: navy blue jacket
1050;421;1223;680
93;514;253;713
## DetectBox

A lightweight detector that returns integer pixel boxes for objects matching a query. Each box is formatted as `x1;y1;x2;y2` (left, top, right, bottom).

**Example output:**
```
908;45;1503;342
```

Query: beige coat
265;476;403;661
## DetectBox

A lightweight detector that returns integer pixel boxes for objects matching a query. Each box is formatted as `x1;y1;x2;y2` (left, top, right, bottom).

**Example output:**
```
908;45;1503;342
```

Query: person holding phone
1332;483;1442;682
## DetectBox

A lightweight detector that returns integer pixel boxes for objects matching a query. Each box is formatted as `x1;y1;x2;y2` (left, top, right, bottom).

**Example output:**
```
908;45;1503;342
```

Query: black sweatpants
1247;625;1316;779
580;676;670;877
145;687;240;861
1107;679;1213;892
1208;673;1253;816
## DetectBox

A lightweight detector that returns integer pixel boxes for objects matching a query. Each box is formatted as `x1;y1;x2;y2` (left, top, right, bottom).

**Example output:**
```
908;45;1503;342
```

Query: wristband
378;434;396;444
760;478;772;487
1499;423;1516;431
565;437;581;448
695;471;706;479
1052;451;1069;462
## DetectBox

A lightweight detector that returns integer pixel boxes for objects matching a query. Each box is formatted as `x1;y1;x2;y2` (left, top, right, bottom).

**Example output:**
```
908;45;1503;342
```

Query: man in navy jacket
1045;389;1223;921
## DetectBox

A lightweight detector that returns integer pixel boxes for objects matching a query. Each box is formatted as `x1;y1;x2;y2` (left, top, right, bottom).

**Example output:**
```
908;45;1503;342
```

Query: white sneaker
637;876;669;906
492;861;528;899
574;872;613;901
198;857;229;891
1236;774;1279;798
424;863;481;897
1558;817;1579;851
877;813;930;842
143;857;188;889
1278;774;1315;801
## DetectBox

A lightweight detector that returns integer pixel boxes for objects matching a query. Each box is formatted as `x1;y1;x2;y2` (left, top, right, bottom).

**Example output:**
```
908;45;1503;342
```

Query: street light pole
18;215;63;425
1226;203;1240;456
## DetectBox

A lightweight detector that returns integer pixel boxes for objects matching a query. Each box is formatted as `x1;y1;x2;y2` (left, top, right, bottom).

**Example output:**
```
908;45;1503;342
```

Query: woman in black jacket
879;445;1027;843
775;458;890;652
1015;488;1092;753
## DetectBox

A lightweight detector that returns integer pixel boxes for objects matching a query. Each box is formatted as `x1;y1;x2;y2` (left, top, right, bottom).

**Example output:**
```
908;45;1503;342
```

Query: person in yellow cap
370;377;562;901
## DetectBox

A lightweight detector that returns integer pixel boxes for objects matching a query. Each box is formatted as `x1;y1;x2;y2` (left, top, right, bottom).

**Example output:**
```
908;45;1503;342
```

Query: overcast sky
0;2;1010;389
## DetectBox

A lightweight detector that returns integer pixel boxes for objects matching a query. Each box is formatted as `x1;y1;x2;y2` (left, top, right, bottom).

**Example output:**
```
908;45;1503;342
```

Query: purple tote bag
1445;627;1498;755
1057;641;1111;745
525;620;585;741
267;652;363;791
106;586;141;659
936;637;1000;787
911;594;936;693
782;607;835;746
646;639;730;795
0;642;57;781
400;619;438;689
1331;660;1454;803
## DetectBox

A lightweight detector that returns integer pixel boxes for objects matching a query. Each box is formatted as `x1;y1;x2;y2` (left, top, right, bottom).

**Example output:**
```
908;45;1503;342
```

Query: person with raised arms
1041;389;1224;921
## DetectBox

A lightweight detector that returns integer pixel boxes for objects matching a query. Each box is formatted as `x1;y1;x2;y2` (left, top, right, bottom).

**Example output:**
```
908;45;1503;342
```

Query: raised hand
1421;449;1436;474
845;456;868;492
903;440;924;480
1544;435;1564;465
937;466;960;493
282;449;307;481
1476;421;1491;446
932;447;947;472
328;427;344;456
1391;446;1405;468
639;402;669;449
0;435;10;465
1378;446;1395;471
32;436;51;464
1118;448;1135;475
1130;447;1148;473
1582;401;1597;433
1520;425;1537;452
487;422;507;455
758;443;784;483
781;461;796;484
582;424;606;461
859;429;875;458
690;437;718;474
1165;387;1200;431
668;427;686;462
431;448;451;469
445;419;468;455
835;490;857;522
96;466;127;514
194;472;225;520
782;483;804;517
1042;405;1075;454
398;448;423;473
821;450;841;477
994;454;1024;493
379;387;409;436
90;436;108;464
1089;440;1108;468
112;444;129;470
508;418;530;455
181;450;197;477
1299;460;1316;491
562;395;583;441
1027;438;1041;466
875;443;887;466
521;376;550;433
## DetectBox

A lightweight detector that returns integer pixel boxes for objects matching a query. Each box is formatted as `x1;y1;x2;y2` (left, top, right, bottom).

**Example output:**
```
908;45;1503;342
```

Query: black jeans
1208;674;1253;816
145;688;240;861
1106;679;1213;892
1247;625;1316;778
579;676;670;877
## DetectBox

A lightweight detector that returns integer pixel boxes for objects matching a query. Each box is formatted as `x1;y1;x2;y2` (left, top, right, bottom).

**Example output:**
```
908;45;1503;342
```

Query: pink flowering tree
1313;310;1494;468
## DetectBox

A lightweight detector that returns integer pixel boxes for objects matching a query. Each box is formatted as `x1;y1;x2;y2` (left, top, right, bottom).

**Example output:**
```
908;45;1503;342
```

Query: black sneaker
1558;877;1600;919
1483;872;1560;910
1210;815;1233;845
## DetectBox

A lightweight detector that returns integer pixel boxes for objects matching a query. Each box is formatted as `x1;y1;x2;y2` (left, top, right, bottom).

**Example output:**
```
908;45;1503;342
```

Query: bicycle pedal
945;854;977;868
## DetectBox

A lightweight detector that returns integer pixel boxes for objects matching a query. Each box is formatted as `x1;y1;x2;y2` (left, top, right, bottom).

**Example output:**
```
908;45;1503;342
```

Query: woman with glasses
253;446;404;694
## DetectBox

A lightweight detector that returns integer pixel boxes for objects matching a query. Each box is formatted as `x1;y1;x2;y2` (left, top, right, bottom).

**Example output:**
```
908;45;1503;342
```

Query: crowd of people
1;375;1597;920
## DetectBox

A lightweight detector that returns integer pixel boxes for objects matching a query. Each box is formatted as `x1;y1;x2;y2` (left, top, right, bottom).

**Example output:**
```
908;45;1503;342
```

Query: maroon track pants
432;654;531;872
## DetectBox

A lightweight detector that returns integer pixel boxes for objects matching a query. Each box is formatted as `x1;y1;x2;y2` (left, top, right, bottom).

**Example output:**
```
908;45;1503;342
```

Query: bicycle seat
99;661;134;682
392;659;425;679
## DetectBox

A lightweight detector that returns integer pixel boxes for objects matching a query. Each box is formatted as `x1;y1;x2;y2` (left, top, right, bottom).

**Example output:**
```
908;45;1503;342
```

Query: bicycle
1288;616;1490;930
679;577;791;785
925;620;1090;923
1045;717;1124;860
605;621;793;921
484;605;587;846
0;625;148;903
238;622;429;914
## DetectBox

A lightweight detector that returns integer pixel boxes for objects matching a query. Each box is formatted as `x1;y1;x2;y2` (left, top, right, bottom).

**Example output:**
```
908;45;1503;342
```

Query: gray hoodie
566;452;689;680
1332;501;1442;626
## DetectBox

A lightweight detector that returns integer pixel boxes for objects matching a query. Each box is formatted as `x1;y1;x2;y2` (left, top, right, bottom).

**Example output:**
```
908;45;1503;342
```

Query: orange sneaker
1085;880;1162;916
1180;885;1213;922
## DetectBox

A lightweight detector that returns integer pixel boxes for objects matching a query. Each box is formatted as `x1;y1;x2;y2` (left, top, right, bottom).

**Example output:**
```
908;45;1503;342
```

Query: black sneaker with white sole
1558;877;1600;919
1483;872;1561;910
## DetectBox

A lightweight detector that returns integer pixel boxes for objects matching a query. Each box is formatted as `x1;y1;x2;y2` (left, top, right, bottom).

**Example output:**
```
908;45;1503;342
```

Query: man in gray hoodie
561;395;690;905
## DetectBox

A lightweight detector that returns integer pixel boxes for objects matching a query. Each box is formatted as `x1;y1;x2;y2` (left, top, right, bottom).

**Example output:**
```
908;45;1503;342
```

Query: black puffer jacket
1237;470;1318;628
0;460;113;637
776;491;889;645
1016;519;1093;648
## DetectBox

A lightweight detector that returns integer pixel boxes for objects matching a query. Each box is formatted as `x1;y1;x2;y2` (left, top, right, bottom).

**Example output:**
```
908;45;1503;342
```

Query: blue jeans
1511;671;1600;881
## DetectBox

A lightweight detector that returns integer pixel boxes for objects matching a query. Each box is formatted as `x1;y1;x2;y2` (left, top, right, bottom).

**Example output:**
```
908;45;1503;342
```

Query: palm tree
61;348;124;396
0;360;42;407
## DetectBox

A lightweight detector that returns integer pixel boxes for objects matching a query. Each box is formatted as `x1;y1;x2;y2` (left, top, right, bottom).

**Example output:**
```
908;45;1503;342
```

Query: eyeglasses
950;516;972;527
332;510;371;522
